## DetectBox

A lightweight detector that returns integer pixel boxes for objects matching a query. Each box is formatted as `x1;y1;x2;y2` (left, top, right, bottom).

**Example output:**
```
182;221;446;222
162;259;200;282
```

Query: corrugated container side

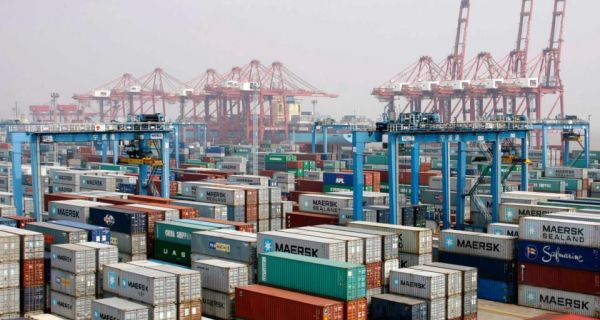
128;260;202;303
410;265;462;296
426;262;478;293
518;262;600;295
21;285;44;313
257;231;346;262
146;303;177;320
50;290;92;320
235;285;345;320
283;228;364;264
438;251;516;282
77;242;119;272
518;285;600;317
118;267;178;305
92;297;150;320
22;258;44;287
51;244;96;274
111;232;147;255
191;259;248;294
201;289;234;320
346;222;432;255
191;230;257;264
478;278;516;303
519;217;600;248
517;240;600;272
382;259;398;288
0;262;19;289
369;294;428;320
0;288;19;315
389;269;446;300
399;253;432;268
50;268;95;297
439;229;516;260
177;300;202;320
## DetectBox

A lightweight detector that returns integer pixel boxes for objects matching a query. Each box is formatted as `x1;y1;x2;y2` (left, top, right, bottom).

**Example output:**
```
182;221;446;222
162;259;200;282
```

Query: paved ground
479;300;559;320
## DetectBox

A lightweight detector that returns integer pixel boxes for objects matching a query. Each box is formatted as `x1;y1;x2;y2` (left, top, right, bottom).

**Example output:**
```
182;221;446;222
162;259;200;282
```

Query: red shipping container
145;203;198;219
235;285;344;320
127;195;172;205
518;262;600;296
366;261;383;289
528;314;596;320
286;212;338;229
295;153;321;161
224;186;258;206
295;180;324;192
44;193;91;212
245;205;258;223
176;172;215;181
345;298;367;320
3;216;35;229
189;217;254;233
22;258;44;287
287;161;303;169
463;314;478;320
258;170;277;178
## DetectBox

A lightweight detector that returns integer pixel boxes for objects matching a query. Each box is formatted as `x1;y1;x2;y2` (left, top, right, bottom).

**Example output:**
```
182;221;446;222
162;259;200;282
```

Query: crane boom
447;0;471;80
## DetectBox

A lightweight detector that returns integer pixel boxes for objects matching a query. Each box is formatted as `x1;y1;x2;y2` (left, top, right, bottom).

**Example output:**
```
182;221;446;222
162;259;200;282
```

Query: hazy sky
1;0;598;141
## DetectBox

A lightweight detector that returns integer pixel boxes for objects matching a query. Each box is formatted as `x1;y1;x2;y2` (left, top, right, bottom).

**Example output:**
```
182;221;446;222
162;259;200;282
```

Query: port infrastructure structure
7;122;173;220
310;120;370;156
352;121;530;230
172;122;208;168
531;119;590;169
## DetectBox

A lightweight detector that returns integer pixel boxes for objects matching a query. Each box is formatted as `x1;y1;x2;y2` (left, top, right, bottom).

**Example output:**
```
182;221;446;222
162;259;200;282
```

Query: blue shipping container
49;220;111;244
439;251;517;282
518;240;600;272
323;172;353;186
0;217;17;228
206;146;225;154
227;206;245;222
118;183;137;194
89;207;147;234
478;278;517;303
265;162;287;171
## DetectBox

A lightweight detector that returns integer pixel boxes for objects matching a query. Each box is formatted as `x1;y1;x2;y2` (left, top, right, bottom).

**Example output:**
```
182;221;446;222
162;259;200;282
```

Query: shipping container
191;230;257;264
257;230;346;262
26;222;88;250
51;243;96;274
50;268;95;297
2;215;35;229
0;226;43;260
155;221;216;246
518;285;600;317
118;253;147;263
259;252;366;301
304;226;382;263
89;207;147;234
426;262;478;293
389;268;445;300
50;220;110;244
0;288;20;315
195;186;245;206
235;285;344;320
77;241;118;272
103;263;177;305
22;258;44;287
92;297;149;320
201;288;234;320
487;223;520;237
478;278;516;303
128;260;202;303
142;203;197;220
399;253;432;268
518;262;599;295
545;167;588;179
0;217;17;228
0;262;19;289
177;300;202;320
191;258;248;294
369;294;427;320
382;259;398;287
544;212;600;223
439;229;516;260
0;232;19;263
171;200;228;221
519;217;600;248
129;204;179;221
48;200;113;224
50;290;92;320
298;194;352;215
285;211;338;229
347;221;432;255
283;228;364;264
188;217;253;232
410;265;462;296
111;232;147;255
517;240;600;272
21;285;44;313
438;251;517;282
316;225;399;260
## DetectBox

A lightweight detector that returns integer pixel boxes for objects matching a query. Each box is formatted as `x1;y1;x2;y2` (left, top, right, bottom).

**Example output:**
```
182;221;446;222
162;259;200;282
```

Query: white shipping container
499;203;575;223
195;186;245;206
347;221;432;254
284;228;364;264
129;204;180;221
257;230;346;262
111;232;147;255
0;287;19;315
228;175;269;186
201;288;234;320
0;232;19;263
77;242;118;272
104;263;177;305
128;260;202;303
446;294;463;320
439;230;516;260
544;212;600;223
79;175;117;191
488;223;520;237
519;217;600;248
146;303;177;320
425;298;447;320
399;253;432;268
382;259;398;288
0;226;44;259
518;285;600;317
50;291;92;320
305;226;382;263
545;167;588;179
50;268;95;297
389;269;446;300
51;243;96;274
410;265;463;296
426;262;478;293
191;259;248;293
0;262;19;289
92;297;149;320
298;194;353;216
218;162;245;173
48;199;112;223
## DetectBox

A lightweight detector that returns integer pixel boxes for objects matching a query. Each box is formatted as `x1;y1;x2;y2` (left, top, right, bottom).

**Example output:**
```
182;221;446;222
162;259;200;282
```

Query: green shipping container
544;178;582;192
153;239;191;266
529;179;565;193
366;155;387;165
266;154;297;163
99;164;125;171
529;170;543;179
155;221;217;246
259;252;366;301
323;185;373;192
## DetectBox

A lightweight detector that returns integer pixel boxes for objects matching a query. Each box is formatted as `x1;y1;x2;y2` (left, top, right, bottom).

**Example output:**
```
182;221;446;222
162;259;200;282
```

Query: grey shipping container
283;228;364;264
50;268;95;297
171;200;228;221
129;204;179;221
79;175;117;191
51;243;97;274
191;230;257;264
488;223;520;237
128;260;202;303
118;253;147;263
26;222;88;250
268;203;282;219
0;288;19;315
111;232;147;255
201;288;234;320
439;229;516;260
426;262;478;293
382;259;398;288
77;242;119;271
103;263;177;305
347;221;432;255
0;226;44;259
298;194;352;215
0;262;19;289
545;167;588;179
519;217;600;248
316;224;399;260
544;212;600;223
389;268;446;300
146;303;177;320
48;199;113;224
410;265;463;296
499;203;575;223
0;232;19;263
399;253;432;268
268;188;282;204
518;285;600;317
305;225;382;263
191;259;248;294
195;186;245;206
257;230;346;262
92;297;149;320
50;290;92;320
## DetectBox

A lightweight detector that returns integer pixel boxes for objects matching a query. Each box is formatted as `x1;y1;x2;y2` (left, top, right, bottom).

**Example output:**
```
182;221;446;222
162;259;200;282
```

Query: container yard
0;0;598;319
